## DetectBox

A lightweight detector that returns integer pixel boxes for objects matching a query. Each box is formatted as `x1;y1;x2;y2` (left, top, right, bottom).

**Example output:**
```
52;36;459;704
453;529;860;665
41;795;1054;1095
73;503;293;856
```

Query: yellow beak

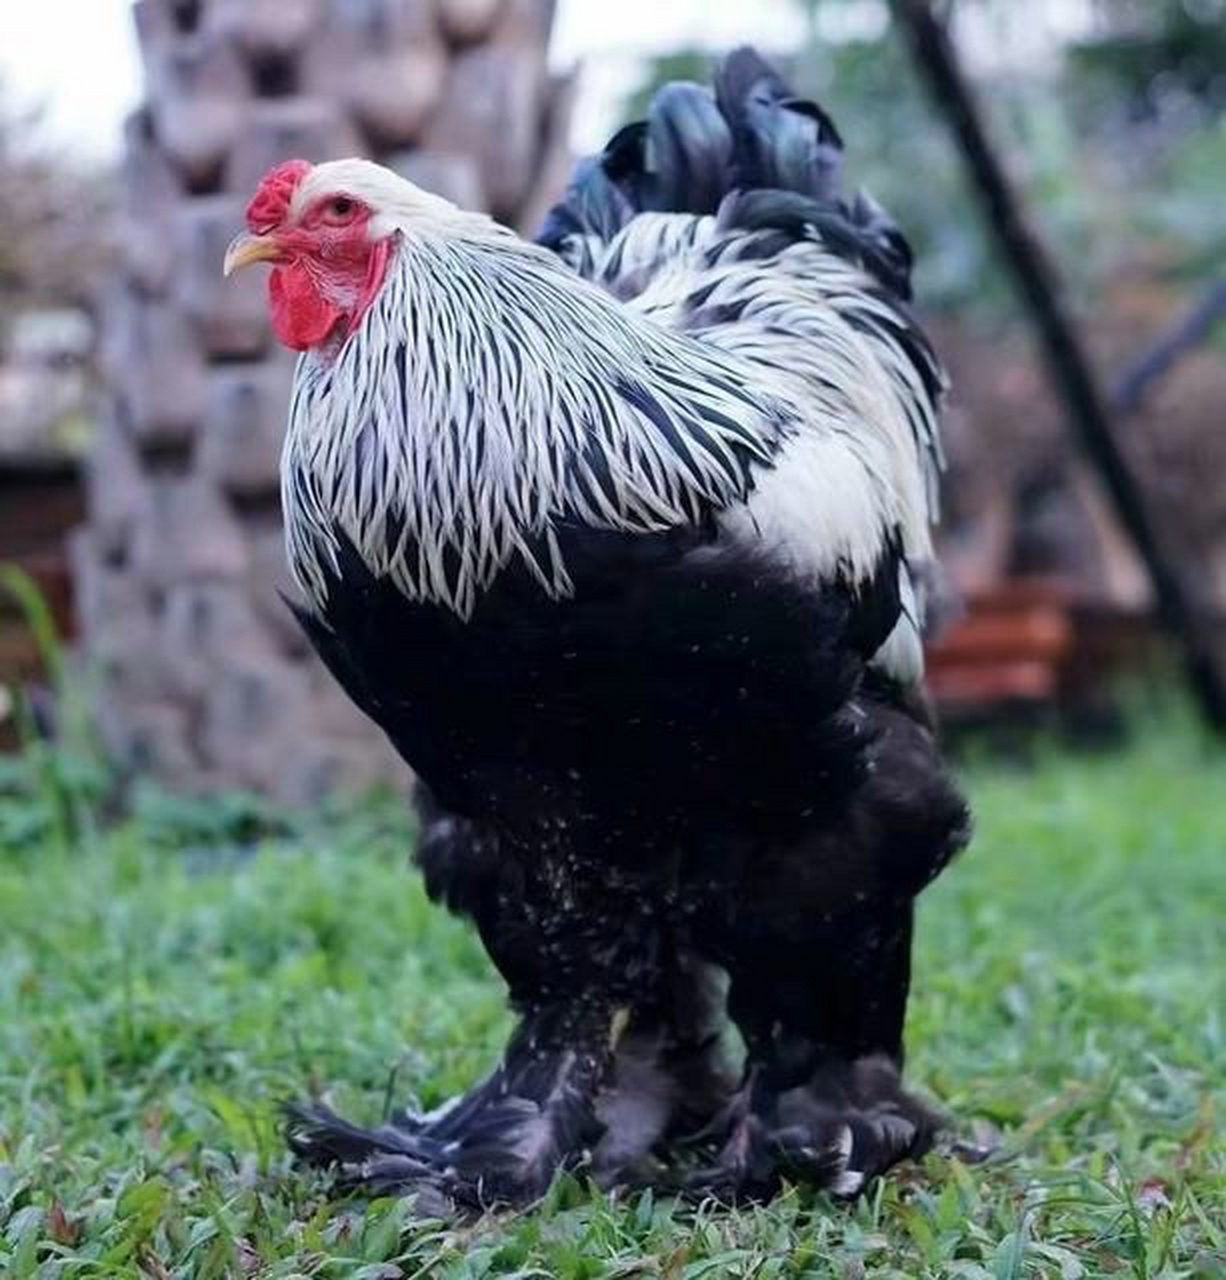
223;231;283;277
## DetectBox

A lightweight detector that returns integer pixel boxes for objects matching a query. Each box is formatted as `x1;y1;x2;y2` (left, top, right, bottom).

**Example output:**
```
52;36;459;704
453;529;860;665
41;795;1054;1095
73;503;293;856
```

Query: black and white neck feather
283;184;794;616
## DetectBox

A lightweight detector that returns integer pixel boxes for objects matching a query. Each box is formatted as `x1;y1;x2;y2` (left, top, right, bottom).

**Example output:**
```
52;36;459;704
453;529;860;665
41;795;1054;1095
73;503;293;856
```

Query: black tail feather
537;44;917;301
714;45;844;200
535;153;638;252
647;82;735;214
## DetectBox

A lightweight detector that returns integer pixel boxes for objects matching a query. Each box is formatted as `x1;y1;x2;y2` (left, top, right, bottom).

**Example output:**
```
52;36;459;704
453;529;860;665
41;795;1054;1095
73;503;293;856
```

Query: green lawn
1;709;1222;1277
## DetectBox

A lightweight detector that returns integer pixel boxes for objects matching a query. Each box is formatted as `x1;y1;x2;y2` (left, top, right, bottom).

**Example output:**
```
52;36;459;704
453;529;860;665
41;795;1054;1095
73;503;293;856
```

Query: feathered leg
416;786;743;1182
590;945;739;1184
286;996;617;1211
288;795;670;1211
691;699;969;1200
691;899;941;1199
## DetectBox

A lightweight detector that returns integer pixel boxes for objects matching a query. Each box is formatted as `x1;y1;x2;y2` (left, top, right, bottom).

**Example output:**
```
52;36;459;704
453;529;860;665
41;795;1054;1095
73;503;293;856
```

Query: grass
0;707;1222;1277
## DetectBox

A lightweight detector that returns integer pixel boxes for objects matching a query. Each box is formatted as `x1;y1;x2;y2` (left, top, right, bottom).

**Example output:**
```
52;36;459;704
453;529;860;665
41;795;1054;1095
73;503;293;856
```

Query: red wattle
269;264;343;351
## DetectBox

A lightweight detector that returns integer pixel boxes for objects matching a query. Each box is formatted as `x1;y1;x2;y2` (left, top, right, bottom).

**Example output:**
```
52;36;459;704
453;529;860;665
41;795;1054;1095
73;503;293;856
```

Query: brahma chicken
224;47;969;1210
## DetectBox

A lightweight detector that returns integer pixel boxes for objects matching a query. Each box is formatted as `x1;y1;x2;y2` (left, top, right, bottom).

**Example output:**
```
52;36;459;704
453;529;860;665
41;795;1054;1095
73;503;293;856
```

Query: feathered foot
686;1055;943;1202
286;1004;614;1213
589;950;739;1185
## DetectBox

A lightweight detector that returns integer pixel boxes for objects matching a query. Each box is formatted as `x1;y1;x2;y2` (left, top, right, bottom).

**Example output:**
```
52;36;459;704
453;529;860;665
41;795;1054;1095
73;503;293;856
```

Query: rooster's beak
223;232;282;277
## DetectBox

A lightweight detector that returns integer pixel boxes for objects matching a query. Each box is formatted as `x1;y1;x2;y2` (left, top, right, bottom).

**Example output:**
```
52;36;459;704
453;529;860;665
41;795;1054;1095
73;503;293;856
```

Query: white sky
0;0;812;160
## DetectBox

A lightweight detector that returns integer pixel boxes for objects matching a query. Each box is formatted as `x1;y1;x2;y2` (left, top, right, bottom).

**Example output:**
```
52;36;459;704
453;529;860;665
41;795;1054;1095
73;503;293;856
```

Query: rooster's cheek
269;263;344;351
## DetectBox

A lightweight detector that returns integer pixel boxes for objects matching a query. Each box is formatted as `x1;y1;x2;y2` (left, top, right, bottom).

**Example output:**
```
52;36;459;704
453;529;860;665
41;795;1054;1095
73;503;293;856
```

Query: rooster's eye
321;196;357;224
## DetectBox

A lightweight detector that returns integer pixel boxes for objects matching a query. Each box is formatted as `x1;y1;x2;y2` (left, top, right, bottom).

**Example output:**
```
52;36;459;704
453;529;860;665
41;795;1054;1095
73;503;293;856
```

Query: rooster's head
224;158;469;352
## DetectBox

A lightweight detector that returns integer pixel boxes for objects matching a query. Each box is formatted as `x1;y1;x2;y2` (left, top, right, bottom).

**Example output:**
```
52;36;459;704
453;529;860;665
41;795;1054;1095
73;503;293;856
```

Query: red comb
245;159;312;232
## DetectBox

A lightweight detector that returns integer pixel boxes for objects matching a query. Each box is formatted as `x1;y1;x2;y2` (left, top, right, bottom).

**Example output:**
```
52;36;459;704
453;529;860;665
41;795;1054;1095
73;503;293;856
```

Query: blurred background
1;0;1224;804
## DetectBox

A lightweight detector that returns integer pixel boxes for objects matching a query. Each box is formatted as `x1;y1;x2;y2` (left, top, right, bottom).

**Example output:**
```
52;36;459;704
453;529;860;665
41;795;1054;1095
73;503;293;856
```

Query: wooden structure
924;580;1161;728
74;0;570;799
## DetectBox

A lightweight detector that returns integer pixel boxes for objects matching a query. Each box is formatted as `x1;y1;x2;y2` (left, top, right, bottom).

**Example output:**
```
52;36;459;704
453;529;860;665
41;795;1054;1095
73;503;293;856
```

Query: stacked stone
74;0;571;801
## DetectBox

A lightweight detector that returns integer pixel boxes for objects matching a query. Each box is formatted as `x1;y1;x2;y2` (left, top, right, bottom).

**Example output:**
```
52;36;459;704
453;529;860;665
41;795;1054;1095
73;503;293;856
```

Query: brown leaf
138;1248;173;1280
1135;1177;1172;1214
46;1200;80;1246
143;1104;163;1150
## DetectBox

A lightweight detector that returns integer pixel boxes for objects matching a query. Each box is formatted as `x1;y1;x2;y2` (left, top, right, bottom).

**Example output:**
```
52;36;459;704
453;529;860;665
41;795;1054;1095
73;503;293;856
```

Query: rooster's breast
295;517;894;859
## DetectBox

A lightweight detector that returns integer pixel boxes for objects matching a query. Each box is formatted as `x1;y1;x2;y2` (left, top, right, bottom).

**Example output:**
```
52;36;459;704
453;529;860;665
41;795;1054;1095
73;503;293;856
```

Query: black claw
769;1123;854;1188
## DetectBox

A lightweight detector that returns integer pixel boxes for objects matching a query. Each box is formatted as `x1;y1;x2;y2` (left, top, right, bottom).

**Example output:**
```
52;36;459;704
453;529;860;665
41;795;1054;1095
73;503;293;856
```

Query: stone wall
74;0;570;801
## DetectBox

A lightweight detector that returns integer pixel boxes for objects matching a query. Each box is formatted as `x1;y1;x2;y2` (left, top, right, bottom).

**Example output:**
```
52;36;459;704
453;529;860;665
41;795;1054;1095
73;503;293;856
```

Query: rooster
225;48;969;1210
